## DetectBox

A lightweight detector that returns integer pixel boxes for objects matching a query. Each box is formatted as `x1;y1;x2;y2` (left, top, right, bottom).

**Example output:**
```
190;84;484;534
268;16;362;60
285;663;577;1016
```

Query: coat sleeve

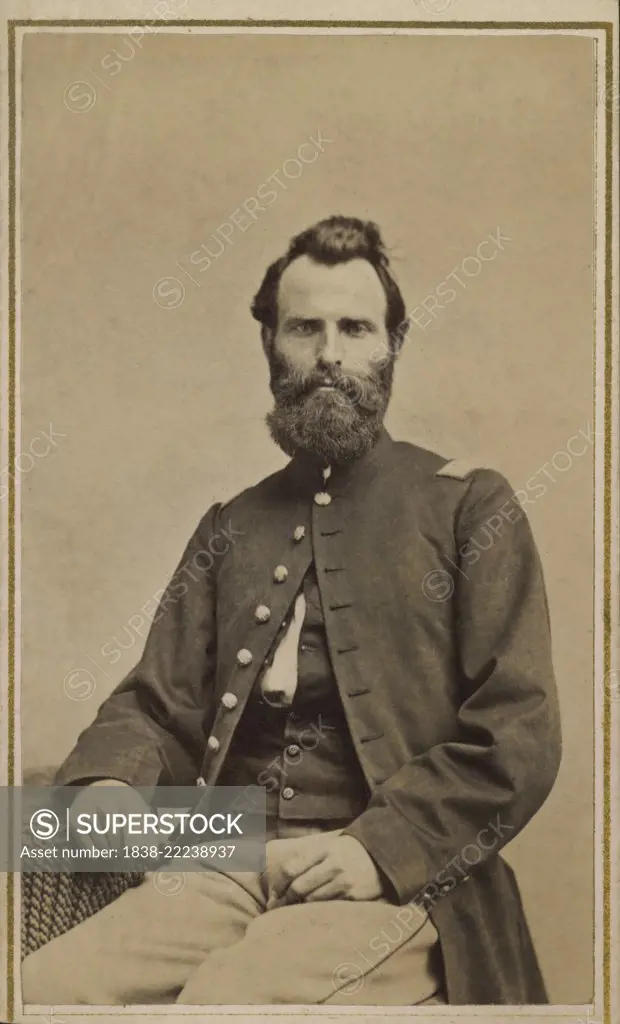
54;503;223;788
344;469;562;905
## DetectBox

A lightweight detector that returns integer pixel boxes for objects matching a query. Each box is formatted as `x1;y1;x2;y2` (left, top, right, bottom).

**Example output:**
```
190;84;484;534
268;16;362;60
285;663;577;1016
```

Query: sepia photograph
1;2;618;1021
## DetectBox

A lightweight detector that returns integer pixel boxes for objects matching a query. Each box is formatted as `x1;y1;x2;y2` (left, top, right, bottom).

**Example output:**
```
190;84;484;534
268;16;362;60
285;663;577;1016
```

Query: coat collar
284;427;394;496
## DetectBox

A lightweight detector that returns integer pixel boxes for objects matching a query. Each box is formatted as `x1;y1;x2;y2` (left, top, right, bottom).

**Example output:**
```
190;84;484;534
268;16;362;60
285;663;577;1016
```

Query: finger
277;847;329;886
285;859;337;901
303;878;345;902
270;847;329;903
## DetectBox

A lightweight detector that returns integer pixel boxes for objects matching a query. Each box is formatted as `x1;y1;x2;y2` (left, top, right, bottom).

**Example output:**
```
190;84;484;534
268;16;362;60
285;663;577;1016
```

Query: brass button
255;604;271;623
282;786;295;800
273;565;288;583
207;736;220;752
236;648;253;666
293;525;306;542
221;692;238;710
314;492;332;506
286;744;301;757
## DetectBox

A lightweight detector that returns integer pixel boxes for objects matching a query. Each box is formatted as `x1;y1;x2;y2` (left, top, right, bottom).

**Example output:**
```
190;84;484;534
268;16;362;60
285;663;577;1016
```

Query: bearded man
22;216;561;1007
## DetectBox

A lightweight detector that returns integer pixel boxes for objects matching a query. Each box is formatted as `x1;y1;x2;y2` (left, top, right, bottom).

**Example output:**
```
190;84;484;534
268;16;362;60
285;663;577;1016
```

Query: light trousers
22;822;445;1007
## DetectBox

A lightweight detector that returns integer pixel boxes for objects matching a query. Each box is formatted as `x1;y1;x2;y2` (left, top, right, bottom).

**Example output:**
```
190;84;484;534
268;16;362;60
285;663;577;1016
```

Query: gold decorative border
3;17;616;1023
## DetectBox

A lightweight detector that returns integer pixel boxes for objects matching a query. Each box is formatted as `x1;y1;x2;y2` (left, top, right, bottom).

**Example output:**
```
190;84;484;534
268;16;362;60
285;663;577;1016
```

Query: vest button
207;735;220;752
273;565;288;583
293;525;306;542
221;692;238;710
254;605;271;623
281;786;295;800
286;744;301;757
236;648;253;666
314;492;332;506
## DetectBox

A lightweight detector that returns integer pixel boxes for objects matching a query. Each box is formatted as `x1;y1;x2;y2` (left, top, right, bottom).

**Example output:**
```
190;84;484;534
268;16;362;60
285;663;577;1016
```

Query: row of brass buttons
199;510;323;784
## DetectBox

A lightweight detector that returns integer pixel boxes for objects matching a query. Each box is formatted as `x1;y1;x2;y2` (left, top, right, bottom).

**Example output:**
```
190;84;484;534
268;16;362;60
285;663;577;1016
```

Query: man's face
264;256;396;464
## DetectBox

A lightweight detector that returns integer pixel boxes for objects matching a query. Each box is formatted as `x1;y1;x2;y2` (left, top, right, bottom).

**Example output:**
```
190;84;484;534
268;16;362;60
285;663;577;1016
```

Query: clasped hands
264;830;384;908
73;783;385;907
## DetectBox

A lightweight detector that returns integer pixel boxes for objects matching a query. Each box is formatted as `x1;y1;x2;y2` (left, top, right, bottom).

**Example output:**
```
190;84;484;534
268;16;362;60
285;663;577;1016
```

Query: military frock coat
56;430;562;1004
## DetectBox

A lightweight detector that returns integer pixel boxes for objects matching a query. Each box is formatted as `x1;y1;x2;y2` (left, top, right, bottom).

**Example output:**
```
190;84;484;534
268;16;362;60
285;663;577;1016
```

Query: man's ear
261;325;275;358
392;319;410;359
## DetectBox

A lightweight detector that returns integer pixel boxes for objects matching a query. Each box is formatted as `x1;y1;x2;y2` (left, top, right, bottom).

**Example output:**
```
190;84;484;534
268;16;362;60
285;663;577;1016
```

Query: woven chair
20;767;144;960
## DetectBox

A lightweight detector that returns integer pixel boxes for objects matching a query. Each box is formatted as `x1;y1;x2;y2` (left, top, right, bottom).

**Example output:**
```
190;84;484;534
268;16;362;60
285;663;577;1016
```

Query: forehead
277;256;388;323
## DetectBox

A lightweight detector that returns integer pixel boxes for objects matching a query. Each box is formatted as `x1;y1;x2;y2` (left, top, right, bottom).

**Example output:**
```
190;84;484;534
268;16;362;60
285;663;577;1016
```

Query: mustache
271;363;386;413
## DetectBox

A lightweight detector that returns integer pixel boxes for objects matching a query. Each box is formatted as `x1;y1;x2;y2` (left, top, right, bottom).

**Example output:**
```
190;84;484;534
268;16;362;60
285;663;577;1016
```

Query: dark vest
218;565;369;820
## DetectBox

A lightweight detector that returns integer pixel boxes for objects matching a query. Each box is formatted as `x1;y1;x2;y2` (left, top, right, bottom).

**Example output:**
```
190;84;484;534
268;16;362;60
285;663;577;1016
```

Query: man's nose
316;324;342;366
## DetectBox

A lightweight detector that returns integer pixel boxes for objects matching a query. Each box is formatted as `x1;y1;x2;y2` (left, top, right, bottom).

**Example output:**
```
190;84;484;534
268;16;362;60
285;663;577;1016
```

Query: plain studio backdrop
19;30;594;1003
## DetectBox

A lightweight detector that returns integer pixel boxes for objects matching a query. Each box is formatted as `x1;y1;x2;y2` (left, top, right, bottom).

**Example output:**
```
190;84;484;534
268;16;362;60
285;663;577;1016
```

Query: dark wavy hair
251;215;409;352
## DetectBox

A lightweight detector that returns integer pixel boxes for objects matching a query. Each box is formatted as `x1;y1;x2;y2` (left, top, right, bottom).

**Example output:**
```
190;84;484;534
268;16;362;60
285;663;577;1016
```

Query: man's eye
344;322;369;337
291;323;317;336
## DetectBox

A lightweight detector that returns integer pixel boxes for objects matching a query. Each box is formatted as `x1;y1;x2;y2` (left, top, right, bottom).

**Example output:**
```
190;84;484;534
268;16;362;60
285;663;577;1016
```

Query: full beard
266;353;394;465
